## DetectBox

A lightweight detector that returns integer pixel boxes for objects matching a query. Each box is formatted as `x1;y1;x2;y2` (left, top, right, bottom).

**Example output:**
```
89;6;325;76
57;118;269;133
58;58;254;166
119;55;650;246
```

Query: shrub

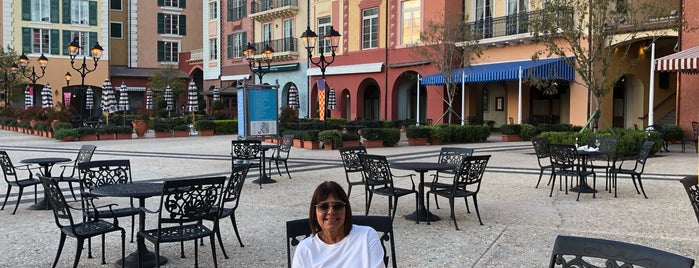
318;130;343;148
54;128;79;140
361;128;383;140
214;119;237;134
172;124;190;131
406;126;432;139
520;124;537;141
499;124;521;135
664;124;684;141
53;122;73;131
279;106;299;123
195;120;215;130
32;121;49;131
303;130;320;141
341;132;360;141
381;128;401;147
77;127;97;136
152;121;172;132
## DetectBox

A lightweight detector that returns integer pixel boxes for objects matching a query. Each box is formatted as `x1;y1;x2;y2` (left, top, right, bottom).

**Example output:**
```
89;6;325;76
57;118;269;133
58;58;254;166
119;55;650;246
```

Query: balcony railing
465;9;573;40
248;37;297;55
251;0;298;14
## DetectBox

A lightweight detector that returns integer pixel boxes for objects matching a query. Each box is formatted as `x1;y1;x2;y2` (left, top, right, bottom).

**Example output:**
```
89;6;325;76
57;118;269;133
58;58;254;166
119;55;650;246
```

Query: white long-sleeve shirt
292;224;385;268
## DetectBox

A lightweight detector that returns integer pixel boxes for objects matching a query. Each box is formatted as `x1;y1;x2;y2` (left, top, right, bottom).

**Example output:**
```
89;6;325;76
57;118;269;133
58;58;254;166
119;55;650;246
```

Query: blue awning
420;57;576;85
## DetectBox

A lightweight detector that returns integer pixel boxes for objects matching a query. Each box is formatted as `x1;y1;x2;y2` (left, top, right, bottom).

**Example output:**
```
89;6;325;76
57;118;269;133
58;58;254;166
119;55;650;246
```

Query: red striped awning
655;46;699;74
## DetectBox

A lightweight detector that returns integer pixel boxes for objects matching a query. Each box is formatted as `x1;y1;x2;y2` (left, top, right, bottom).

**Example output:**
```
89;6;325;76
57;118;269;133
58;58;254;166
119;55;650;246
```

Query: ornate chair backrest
532;137;550;159
286;215;396;268
78;159;132;191
358;154;393;187
680;176;699;225
549;235;694;268
339;145;367;173
220;164;250;212
692;121;699;137
453;155;491;192
598;137;618;156
231;140;262;161
632;141;655;172
275;134;295;159
549;144;578;171
0;151;19;183
157;176;225;225
64;145;97;178
39;176;78;231
437;147;474;173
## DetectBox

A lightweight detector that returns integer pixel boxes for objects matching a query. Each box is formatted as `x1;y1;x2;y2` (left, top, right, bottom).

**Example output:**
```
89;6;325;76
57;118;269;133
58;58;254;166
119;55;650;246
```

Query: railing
251;0;298;14
638;92;676;121
248;37;297;54
464;9;573;40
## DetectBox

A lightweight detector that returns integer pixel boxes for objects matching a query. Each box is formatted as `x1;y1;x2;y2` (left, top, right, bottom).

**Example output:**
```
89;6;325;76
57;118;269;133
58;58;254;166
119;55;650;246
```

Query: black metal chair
549;235;694;268
426;155;491;229
286;215;397;268
50;145;97;200
549;144;597;201
138;176;226;268
339;145;367;198
0;150;41;214
609;140;654;198
208;164;250;259
586;137;618;192
532;137;554;188
39;175;125;268
78;159;139;257
358;154;418;222
267;134;294;178
680;176;699;224
425;147;474;209
231;139;261;175
692;121;698;153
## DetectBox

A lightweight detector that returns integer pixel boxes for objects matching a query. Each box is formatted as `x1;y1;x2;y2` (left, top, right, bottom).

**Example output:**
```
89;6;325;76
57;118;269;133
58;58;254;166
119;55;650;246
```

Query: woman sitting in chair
292;181;384;268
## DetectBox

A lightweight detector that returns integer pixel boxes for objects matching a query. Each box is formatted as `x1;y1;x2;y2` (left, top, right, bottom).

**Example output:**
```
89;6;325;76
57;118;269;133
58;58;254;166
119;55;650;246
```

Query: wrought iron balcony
247;37;299;61
465;9;573;41
250;0;299;21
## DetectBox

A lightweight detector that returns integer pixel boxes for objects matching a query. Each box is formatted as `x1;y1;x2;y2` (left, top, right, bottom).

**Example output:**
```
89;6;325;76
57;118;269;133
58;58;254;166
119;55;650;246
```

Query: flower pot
155;131;172;138
303;140;320;150
60;135;76;142
501;134;522;142
407;137;428;146
99;133;115;140
323;141;334;150
173;130;189;137
342;140;361;148
363;140;383;148
293;139;304;148
132;120;148;138
79;134;98;141
199;129;214;136
116;133;133;139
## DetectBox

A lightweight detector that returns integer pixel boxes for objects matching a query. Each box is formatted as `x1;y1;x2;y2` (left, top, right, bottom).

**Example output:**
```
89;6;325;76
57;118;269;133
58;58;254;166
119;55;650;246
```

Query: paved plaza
0;130;698;267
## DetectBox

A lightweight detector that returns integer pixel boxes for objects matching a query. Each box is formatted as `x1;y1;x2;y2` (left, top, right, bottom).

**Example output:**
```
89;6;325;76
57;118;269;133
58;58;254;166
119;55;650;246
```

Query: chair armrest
393;173;416;189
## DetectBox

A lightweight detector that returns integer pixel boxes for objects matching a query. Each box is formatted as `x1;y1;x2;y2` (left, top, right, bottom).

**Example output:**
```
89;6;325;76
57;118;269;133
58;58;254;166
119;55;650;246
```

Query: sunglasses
315;201;346;213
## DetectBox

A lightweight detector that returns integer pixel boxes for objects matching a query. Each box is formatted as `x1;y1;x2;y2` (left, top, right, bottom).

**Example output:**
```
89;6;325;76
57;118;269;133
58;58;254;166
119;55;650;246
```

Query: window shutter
62;30;72;55
242;0;247;17
89;1;98;26
157;13;164;34
179;15;186;35
226;0;232;21
157;0;164;7
22;0;31;21
227;34;232;59
50;29;60;55
22;28;31;53
179;0;186;8
50;0;59;23
62;0;71;24
242;33;247;52
89;32;98;48
157;41;165;62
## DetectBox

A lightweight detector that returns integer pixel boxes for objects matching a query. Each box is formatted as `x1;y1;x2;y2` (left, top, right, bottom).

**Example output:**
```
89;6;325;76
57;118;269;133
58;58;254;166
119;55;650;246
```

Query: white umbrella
24;85;33;110
288;85;299;109
41;83;53;108
101;79;117;125
145;89;153;110
213;87;220;102
85;87;94;110
187;82;198;112
118;82;129;112
164;85;173;112
328;88;336;110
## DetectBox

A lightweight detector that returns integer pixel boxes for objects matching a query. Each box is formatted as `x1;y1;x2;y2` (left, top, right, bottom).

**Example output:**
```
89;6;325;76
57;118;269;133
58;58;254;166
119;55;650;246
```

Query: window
317;17;331;54
475;0;493;38
282;18;294;52
22;27;59;55
362;8;378;49
71;0;90;25
110;22;123;38
506;0;528;34
158;40;180;63
160;0;185;8
30;0;51;22
110;0;122;10
229;0;246;21
401;0;420;45
262;23;272;43
209;38;218;60
70;31;97;57
208;2;218;20
32;28;51;54
158;13;186;35
231;32;246;58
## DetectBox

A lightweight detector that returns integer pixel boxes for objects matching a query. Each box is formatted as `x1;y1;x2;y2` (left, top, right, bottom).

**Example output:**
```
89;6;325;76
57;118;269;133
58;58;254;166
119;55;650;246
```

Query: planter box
173;130;189;137
60;136;76;142
407;138;428;146
116;133;133;139
99;133;115;140
293;139;304;148
79;134;98;141
199;130;214;136
501;134;522;142
342;140;361;148
363;140;384;148
155;131;172;138
323;142;334;150
304;141;320;150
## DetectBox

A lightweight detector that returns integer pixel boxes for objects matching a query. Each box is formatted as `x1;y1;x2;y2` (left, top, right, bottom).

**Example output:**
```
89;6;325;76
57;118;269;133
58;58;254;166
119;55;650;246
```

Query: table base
252;176;277;185
404;209;441;222
570;182;597;193
27;198;49;210
116;250;168;268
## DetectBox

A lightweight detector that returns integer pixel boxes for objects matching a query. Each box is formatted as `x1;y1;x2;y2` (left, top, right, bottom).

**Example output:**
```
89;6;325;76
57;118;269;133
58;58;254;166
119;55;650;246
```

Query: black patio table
570;149;604;194
390;162;454;222
252;144;279;185
20;157;72;210
90;182;166;268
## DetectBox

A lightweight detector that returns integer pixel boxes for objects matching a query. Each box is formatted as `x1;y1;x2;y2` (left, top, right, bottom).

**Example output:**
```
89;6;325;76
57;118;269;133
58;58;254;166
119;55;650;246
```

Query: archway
340;88;351;120
359;79;380;120
394;71;425;122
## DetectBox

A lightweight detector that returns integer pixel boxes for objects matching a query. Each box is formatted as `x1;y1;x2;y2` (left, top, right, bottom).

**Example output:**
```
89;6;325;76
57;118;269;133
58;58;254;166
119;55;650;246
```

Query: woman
292;181;385;268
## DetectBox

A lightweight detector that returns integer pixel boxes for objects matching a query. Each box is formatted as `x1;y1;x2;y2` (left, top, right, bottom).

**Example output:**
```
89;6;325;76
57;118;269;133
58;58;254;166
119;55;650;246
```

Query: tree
146;65;187;117
412;12;481;124
0;47;26;107
529;0;681;130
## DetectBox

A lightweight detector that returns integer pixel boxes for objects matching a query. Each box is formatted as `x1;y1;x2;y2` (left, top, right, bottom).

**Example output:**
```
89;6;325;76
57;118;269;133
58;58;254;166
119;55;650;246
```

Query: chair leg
449;198;459;230
283;161;291;179
214;220;229;259
365;191;373;216
535;168;545;188
1;186;10;210
101;234;106;264
210;234;219;268
434;192;441;209
472;195;484;226
194;239;199;267
630;174;641;194
74;238;84;268
230;213;244;247
87;237;93;258
464;198;471;214
120;229;125;267
52;233;67;268
275;161;283;177
12;187;23;215
576;176;582;201
426;193;431;225
131;215;135;243
549;174;556;197
67;182;78;201
637;174;648;199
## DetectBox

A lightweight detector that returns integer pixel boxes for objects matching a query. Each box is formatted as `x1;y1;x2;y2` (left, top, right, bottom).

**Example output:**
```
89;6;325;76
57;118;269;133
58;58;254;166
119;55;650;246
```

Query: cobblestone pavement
0;130;697;267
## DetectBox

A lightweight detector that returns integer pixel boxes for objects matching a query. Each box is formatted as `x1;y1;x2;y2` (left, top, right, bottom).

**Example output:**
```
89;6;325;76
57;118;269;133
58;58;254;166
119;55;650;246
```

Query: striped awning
421;57;575;85
655;46;699;74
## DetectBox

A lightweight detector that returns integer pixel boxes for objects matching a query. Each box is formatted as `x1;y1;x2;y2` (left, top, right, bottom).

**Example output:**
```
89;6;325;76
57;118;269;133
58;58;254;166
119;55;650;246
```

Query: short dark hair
308;181;352;236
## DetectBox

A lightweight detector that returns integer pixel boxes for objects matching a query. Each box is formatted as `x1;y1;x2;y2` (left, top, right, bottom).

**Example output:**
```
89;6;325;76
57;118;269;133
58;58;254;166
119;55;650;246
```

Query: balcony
250;0;299;21
248;37;299;61
186;49;203;64
461;9;573;48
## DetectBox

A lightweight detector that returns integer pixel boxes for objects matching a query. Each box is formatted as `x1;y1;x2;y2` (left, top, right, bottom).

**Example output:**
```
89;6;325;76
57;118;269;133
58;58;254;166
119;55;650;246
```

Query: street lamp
0;62;18;106
17;53;48;107
67;37;103;126
65;72;72;86
300;25;340;121
244;42;274;84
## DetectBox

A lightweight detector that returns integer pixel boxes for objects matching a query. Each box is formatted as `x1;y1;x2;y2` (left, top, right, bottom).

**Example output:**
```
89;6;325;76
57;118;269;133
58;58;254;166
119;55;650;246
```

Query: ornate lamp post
67;37;103;126
65;72;72;86
243;42;274;84
17;53;48;107
0;62;18;106
300;25;340;121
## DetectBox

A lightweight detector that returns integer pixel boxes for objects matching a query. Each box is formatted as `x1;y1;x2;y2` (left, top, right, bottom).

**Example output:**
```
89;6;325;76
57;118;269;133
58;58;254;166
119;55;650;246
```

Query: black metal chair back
531;137;553;188
231;139;262;171
437;147;474;170
268;134;295;178
548;144;596;200
680;176;699;225
549;235;694;268
78;159;133;190
632;140;654;173
339;145;367;197
0;150;25;183
358;154;393;188
211;164;251;257
53;145;97;200
0;150;40;214
286;215;397;268
453;155;490;191
358;154;417;222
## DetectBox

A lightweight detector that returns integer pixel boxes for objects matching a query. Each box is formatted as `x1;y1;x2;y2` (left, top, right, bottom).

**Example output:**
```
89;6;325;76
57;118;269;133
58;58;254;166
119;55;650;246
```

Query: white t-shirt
292;224;385;268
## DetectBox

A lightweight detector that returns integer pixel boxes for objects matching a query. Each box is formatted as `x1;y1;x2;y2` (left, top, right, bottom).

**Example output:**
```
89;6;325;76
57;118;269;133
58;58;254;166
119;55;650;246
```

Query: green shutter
179;15;186;35
62;30;72;55
179;0;186;8
50;0;59;23
242;0;247;17
89;32;98;48
50;29;60;55
226;34;232;59
22;0;31;21
157;41;165;62
242;33;247;47
157;13;164;34
22;28;31;53
62;0;71;24
157;0;164;7
226;0;232;21
89;1;98;26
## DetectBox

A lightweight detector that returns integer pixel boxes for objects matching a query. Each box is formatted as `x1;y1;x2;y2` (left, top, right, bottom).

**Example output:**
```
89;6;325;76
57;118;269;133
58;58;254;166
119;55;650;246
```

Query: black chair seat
11;178;41;187
372;186;416;197
88;207;139;218
63;220;120;238
556;170;595;177
431;188;476;198
140;224;214;243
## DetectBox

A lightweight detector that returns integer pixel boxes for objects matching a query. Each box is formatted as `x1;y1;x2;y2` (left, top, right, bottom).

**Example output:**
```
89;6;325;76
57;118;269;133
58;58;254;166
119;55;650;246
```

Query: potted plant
664;124;684;143
172;123;190;137
361;128;384;148
153;121;172;138
499;124;522;142
98;125;116;140
291;130;305;148
54;128;79;141
406;125;431;146
77;127;98;141
195;120;215;136
302;130;320;149
132;115;149;138
318;130;342;150
114;125;133;139
341;132;361;148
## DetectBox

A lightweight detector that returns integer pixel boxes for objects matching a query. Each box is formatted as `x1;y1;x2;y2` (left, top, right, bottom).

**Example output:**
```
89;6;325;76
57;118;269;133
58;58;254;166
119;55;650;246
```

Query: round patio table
391;162;454;222
252;144;279;185
20;157;71;210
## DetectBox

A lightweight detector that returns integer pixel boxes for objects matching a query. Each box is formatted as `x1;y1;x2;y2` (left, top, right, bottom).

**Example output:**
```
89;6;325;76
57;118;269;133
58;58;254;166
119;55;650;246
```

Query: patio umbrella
288;85;299;109
101;79;117;125
164;85;173;112
41;83;53;108
85;87;94;110
328;88;336;110
213;87;220;102
24;85;33;110
187;81;198;125
118;82;130;125
145;89;153;110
